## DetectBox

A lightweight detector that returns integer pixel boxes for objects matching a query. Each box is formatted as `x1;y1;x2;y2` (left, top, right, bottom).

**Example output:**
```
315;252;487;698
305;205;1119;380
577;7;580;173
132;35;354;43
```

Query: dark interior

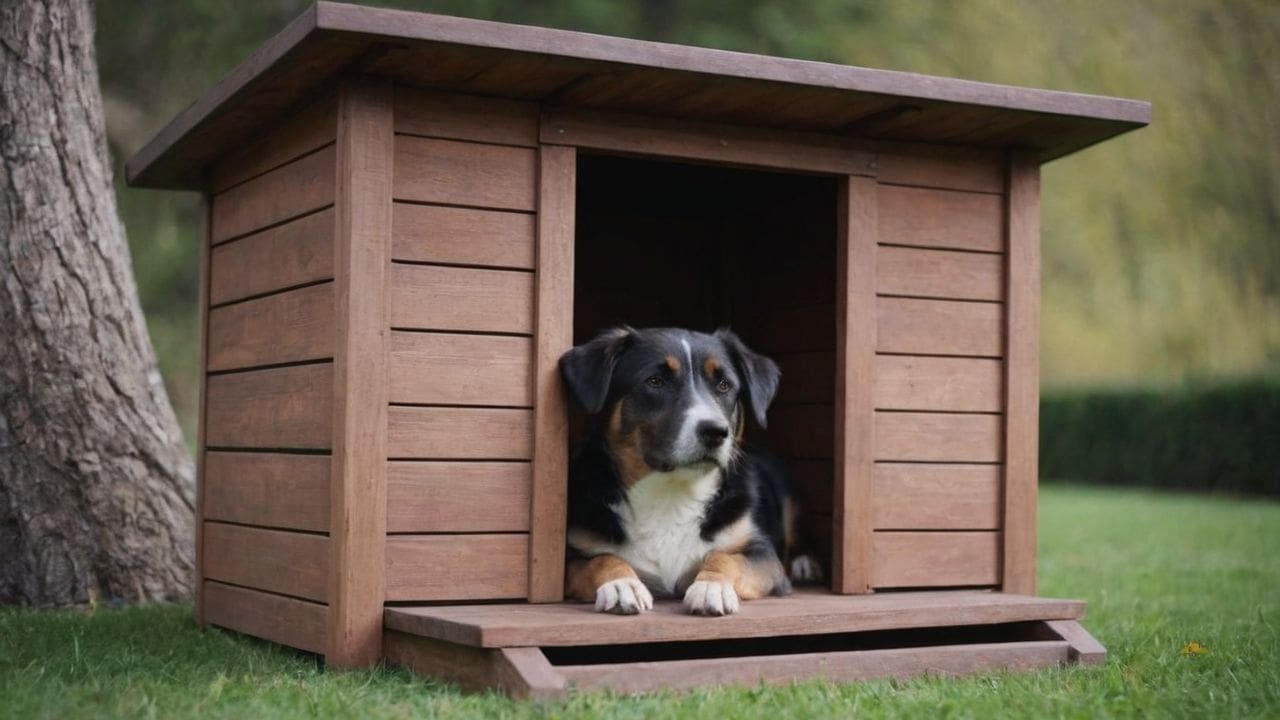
573;153;840;576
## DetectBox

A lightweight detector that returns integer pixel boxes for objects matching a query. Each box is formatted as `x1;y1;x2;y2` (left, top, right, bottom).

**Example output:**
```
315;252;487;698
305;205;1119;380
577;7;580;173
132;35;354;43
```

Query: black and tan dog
559;326;820;616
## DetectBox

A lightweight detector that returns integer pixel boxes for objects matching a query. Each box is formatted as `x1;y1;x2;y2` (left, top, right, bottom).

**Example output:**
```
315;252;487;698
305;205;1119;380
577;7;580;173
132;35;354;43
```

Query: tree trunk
0;0;194;606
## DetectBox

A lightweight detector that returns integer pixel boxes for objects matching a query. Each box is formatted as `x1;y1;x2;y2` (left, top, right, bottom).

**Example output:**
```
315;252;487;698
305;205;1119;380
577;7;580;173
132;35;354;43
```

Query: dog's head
560;327;780;479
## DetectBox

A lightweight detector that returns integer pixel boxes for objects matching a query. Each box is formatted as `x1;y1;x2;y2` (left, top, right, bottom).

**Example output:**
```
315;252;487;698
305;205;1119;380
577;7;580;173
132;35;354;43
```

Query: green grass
2;485;1277;719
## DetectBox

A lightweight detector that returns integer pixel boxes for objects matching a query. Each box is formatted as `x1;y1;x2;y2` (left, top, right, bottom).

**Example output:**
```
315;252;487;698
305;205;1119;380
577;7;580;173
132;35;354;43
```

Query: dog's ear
716;328;780;429
559;326;634;415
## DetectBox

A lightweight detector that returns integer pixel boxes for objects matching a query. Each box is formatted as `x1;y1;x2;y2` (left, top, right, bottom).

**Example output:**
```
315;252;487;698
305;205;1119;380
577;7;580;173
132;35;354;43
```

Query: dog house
126;2;1149;696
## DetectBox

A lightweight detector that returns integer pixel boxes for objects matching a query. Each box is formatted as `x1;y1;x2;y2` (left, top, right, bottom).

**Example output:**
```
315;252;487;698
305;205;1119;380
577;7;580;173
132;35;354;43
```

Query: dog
559;326;821;616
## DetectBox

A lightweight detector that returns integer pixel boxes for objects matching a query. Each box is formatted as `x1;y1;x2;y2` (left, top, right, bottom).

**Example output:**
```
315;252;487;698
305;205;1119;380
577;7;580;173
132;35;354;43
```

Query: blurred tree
0;0;193;605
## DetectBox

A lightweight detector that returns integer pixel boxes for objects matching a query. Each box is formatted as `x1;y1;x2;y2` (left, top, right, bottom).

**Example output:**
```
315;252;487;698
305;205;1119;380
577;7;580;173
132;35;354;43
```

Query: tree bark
0;0;194;606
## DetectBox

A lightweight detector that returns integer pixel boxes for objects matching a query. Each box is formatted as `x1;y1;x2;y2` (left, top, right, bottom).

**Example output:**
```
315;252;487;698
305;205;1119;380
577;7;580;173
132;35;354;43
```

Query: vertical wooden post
194;195;212;626
832;175;877;595
528;144;576;602
1002;150;1041;595
327;79;393;666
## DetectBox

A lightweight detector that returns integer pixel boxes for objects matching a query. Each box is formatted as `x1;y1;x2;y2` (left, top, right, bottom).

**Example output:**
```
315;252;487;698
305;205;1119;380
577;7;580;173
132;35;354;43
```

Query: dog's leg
566;554;654;615
683;547;788;616
783;496;825;584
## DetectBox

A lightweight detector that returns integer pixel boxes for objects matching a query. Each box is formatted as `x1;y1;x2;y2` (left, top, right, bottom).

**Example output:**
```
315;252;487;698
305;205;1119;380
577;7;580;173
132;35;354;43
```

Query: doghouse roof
127;1;1151;190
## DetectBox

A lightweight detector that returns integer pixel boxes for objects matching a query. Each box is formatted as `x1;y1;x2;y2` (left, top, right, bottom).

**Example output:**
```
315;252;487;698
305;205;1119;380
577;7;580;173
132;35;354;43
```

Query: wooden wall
385;88;538;602
199;95;337;655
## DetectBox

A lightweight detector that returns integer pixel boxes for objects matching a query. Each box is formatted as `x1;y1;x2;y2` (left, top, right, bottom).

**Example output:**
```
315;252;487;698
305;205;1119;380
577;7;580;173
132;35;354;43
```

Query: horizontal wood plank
211;144;336;243
876;147;1006;194
877;297;1003;357
203;581;327;654
209;208;335;305
384;590;1085;648
204;451;331;532
206;283;335;371
392;203;535;269
541;107;876;176
875;411;1003;462
873;355;1003;412
387;461;532;533
205;363;333;449
876;244;1003;301
388;406;534;459
210;94;336;193
390;264;534;334
557;640;1069;693
872;531;1001;587
394;87;538;146
385;534;529;601
878;185;1004;253
872;463;1002;529
394;136;536;211
389;331;532;406
203;522;329;601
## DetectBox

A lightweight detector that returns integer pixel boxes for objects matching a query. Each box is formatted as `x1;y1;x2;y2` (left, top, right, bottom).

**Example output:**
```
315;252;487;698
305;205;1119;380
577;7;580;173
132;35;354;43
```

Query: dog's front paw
789;554;823;583
683;579;740;616
594;577;653;615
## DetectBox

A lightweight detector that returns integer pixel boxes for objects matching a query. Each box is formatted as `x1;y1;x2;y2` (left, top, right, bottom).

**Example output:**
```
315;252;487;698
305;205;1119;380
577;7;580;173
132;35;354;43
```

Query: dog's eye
645;376;665;389
716;379;732;394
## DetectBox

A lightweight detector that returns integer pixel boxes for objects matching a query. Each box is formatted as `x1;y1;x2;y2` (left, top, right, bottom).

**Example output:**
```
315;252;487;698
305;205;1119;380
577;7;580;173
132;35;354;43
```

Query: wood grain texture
205;363;333;449
1003;152;1041;595
394;136;536;211
392;203;535;269
211;144;335;244
877;297;1003;357
873;355;1003;412
388;407;534;459
878;185;1005;253
210;93;337;193
206;282;334;371
204;452;331;532
394;87;538;146
384;632;566;700
876;147;1006;194
1043;620;1106;666
385;534;529;601
203;581;327;654
209;208;336;305
388;331;532;406
872;463;1001;529
872;531;1000;587
557;641;1069;693
384;590;1085;648
832;175;876;595
541;107;876;176
528;144;575;603
876;244;1003;301
195;197;212;626
127;3;1149;188
202;522;329;601
327;79;393;667
875;411;1003;462
387;461;531;532
389;264;534;334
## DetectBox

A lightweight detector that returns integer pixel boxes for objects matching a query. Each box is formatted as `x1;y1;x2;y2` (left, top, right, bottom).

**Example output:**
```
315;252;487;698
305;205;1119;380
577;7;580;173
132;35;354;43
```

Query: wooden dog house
127;2;1148;696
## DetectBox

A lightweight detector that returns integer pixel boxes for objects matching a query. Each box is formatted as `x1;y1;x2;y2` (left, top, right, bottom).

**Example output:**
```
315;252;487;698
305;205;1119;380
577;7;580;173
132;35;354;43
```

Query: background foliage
98;1;1279;489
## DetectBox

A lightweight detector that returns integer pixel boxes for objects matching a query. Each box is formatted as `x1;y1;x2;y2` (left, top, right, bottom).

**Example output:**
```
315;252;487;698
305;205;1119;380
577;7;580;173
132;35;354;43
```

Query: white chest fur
611;466;724;596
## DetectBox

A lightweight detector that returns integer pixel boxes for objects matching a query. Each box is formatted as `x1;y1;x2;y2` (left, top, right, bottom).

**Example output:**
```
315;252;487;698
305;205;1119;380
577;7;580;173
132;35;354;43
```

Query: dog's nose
696;420;730;448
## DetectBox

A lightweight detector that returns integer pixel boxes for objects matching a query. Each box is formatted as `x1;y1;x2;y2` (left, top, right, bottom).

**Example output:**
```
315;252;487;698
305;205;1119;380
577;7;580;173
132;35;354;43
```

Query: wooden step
384;590;1085;648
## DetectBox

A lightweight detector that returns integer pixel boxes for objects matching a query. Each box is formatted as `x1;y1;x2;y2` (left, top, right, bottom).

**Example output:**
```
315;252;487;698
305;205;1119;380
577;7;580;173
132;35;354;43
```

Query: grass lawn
2;485;1277;719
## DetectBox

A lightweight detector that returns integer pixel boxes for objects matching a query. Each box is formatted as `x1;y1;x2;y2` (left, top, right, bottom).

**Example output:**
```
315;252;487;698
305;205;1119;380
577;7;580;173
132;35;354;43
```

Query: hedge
1039;377;1280;497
